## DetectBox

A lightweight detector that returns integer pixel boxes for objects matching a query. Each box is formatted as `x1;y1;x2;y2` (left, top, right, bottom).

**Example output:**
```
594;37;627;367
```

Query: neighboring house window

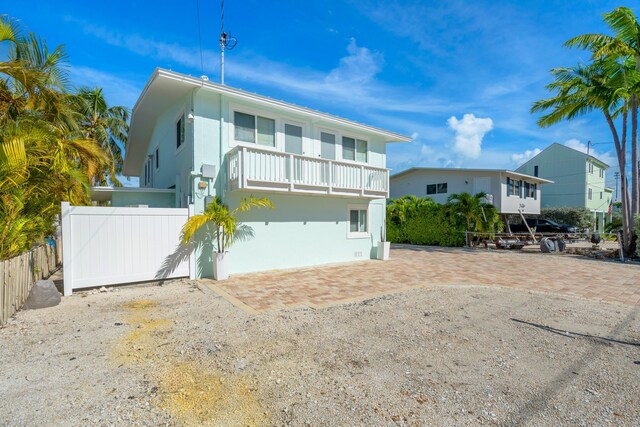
342;136;367;162
534;165;538;177
600;191;603;199
588;188;593;200
144;163;148;186
234;111;276;147
532;183;537;200
426;183;447;195
176;115;185;149
588;162;594;174
507;177;522;197
155;148;159;169
599;168;604;178
348;205;368;238
524;182;530;198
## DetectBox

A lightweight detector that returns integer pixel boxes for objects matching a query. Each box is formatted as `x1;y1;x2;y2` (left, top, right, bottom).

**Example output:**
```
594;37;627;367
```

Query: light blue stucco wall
138;86;390;278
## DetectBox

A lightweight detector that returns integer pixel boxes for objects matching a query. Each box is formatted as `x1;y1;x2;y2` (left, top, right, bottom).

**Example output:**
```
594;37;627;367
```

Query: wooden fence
0;236;62;325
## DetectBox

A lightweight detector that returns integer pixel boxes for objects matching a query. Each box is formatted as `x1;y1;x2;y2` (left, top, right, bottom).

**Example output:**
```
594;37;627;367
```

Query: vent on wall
354;251;363;258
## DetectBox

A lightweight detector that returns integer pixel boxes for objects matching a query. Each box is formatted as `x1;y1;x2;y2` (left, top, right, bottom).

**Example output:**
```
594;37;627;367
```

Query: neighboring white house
515;143;614;231
389;167;552;215
119;68;411;277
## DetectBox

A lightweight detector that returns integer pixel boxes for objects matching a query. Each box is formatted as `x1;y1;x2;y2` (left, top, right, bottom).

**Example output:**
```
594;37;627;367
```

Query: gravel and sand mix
1;279;639;426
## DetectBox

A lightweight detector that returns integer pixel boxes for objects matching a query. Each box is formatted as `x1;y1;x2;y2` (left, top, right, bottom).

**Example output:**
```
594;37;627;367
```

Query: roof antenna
220;0;237;85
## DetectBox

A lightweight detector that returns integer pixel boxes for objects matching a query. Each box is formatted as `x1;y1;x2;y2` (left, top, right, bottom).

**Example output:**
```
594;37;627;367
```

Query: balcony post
241;146;247;189
289;153;294;191
360;165;365;196
328;160;333;194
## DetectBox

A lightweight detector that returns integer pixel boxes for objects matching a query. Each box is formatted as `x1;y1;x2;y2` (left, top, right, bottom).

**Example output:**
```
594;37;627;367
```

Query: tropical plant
0;15;120;259
386;195;434;226
71;87;129;186
445;192;503;234
180;196;274;253
531;53;635;254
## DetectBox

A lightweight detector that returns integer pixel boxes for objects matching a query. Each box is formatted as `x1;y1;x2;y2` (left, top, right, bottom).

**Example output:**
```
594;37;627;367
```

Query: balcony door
284;123;303;155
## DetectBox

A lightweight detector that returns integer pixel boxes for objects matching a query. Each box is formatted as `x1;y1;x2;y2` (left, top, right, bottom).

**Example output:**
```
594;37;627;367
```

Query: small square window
426;184;437;195
437;183;447;194
348;207;368;237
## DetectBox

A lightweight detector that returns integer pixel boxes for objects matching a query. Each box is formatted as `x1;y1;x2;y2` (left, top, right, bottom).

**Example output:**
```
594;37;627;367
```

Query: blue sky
6;1;637;190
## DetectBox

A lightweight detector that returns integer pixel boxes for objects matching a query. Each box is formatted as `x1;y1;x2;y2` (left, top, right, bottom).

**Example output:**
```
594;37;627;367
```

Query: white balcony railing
227;145;389;198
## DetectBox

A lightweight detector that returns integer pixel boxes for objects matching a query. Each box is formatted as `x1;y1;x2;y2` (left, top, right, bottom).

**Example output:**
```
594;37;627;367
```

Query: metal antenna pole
220;0;225;85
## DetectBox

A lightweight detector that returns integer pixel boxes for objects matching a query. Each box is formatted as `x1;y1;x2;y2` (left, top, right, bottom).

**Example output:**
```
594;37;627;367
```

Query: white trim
347;203;370;239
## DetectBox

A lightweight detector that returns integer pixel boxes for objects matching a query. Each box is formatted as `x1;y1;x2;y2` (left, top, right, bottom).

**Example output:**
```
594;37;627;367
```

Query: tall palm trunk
605;110;633;254
632;95;639;216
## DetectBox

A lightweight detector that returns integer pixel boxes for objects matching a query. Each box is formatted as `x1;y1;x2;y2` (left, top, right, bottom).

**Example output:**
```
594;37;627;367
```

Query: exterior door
319;131;336;160
284;123;303;155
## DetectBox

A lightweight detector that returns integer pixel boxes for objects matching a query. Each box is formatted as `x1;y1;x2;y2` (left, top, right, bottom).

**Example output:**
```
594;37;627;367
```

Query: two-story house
389;167;552;215
515;143;613;232
120;69;411;277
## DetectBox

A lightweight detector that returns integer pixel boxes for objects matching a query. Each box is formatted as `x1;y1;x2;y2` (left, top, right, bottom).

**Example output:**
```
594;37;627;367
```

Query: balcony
227;145;389;198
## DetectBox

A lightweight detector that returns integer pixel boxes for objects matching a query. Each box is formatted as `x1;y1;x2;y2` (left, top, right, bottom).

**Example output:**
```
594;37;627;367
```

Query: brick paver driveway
203;246;640;313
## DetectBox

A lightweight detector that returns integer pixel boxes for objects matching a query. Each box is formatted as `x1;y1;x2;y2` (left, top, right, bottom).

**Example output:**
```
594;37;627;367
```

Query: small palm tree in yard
180;195;274;280
447;192;503;237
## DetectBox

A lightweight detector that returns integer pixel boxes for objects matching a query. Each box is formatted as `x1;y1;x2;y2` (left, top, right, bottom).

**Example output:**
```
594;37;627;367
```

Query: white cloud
511;148;542;165
326;38;382;85
447;114;494;159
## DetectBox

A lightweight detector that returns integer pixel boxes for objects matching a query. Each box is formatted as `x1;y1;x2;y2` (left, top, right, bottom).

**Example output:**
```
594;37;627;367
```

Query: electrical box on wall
201;164;217;179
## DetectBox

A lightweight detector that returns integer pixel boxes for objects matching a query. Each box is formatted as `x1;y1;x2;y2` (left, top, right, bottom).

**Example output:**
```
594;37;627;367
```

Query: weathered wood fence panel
0;236;62;325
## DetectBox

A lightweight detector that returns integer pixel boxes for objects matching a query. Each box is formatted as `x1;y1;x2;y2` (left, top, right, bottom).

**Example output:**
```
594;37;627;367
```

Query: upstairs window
588;162;594;174
176;116;185;149
155;148;159;169
426;183;447;195
234;111;275;147
534;165;539;177
507;177;522;197
342;136;367;162
588;188;593;200
599;168;604;178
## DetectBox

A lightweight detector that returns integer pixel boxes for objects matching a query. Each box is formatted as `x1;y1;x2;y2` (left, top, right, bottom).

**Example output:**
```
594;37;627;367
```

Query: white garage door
61;202;193;295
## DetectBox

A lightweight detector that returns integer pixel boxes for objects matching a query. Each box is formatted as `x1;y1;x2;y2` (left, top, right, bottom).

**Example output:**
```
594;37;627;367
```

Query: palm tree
72;87;129;186
565;6;640;216
531;60;635;254
181;196;274;253
386;195;434;225
446;192;502;234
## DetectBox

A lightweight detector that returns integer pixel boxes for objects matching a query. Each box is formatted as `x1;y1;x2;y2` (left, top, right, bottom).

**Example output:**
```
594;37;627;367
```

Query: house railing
1;236;62;325
227;145;389;198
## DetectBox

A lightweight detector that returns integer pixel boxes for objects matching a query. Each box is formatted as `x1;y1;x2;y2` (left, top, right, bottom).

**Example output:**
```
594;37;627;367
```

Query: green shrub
540;207;593;230
386;198;465;247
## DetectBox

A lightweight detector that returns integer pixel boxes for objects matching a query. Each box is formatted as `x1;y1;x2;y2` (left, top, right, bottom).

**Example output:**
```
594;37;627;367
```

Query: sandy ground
1;279;639;426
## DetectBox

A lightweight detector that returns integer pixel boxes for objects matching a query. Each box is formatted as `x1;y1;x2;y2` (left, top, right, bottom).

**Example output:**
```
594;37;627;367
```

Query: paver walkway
203;246;640;313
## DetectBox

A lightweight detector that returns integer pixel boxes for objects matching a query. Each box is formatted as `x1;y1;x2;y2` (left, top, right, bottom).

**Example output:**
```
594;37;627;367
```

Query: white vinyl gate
61;202;194;295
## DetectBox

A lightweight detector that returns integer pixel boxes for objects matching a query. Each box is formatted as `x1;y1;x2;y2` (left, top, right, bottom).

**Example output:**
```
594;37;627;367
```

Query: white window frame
588;162;594;174
347;204;370;239
588;187;593;200
229;104;280;152
340;133;368;164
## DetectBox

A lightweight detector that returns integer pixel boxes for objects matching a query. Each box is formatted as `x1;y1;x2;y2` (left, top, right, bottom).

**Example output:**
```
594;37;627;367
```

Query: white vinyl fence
61;202;194;295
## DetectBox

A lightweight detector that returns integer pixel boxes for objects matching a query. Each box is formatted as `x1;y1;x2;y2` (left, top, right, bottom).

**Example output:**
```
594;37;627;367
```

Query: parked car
510;218;579;234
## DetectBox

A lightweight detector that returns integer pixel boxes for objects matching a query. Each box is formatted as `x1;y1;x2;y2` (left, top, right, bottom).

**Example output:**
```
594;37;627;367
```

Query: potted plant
377;221;390;261
180;195;274;280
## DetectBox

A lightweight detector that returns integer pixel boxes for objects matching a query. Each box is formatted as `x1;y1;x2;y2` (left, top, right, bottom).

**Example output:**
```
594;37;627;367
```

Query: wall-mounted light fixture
187;111;195;123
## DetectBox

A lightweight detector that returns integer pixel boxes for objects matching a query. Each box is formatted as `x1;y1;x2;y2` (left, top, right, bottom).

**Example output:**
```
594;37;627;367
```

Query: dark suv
511;218;578;234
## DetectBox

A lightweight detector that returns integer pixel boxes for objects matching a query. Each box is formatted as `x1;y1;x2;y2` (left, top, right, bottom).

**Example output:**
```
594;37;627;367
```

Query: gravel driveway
1;266;639;426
